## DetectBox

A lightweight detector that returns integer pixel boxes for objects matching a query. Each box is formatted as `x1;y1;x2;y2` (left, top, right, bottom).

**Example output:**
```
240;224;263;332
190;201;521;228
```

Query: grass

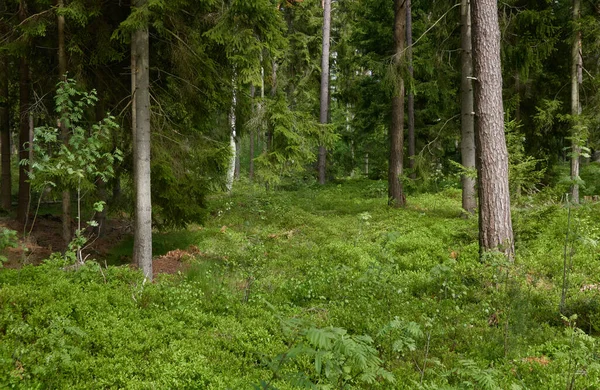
2;178;600;388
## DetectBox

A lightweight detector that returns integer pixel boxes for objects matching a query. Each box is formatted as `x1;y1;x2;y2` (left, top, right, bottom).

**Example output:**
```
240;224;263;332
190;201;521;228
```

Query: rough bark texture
460;0;476;214
318;0;331;185
17;2;30;224
249;85;255;181
0;55;10;211
388;0;406;208
472;0;514;256
58;0;72;246
570;0;581;204
132;0;152;280
406;0;415;179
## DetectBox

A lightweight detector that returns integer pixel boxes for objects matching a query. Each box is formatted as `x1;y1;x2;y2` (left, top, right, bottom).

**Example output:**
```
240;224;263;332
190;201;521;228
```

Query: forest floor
1;179;600;389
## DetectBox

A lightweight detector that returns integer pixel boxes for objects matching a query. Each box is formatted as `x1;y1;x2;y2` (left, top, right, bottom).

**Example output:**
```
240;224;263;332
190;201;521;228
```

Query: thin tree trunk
260;53;266;155
388;0;406;208
226;76;237;192
268;61;277;152
0;55;10;211
94;75;107;237
17;2;30;224
132;0;152;280
406;0;416;179
570;0;582;204
460;0;476;214
472;0;514;256
58;0;71;246
249;85;255;181
318;0;331;185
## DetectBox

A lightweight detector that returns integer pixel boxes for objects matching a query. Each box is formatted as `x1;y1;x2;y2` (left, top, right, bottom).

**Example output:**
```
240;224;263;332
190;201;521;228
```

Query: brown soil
0;215;201;279
152;246;202;278
0;215;132;269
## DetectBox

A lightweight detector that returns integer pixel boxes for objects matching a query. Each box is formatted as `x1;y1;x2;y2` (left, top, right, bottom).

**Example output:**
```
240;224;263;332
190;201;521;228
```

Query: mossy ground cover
1;179;600;388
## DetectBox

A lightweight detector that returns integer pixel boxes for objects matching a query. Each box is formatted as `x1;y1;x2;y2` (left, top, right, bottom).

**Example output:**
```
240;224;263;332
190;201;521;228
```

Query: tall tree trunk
318;0;331;185
94;74;107;237
132;0;152;280
388;0;406;208
472;0;514;256
17;2;30;224
406;0;415;179
0;55;10;211
58;0;71;246
570;0;582;204
226;76;237;192
460;0;476;214
249;85;255;181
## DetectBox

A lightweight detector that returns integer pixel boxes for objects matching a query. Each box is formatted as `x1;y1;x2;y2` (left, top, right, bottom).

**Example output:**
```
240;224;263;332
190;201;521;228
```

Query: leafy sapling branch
23;79;122;263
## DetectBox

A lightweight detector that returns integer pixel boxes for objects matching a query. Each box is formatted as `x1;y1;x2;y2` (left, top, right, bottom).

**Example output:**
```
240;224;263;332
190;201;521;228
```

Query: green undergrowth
2;179;600;389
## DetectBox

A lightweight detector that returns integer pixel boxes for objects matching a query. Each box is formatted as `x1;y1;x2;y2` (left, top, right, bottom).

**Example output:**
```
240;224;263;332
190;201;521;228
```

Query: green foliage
0;229;17;266
25;79;122;194
3;175;600;389
505;120;545;199
258;315;394;389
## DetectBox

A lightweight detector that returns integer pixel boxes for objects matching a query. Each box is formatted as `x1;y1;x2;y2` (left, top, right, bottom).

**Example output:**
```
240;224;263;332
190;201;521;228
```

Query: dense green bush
2;181;600;388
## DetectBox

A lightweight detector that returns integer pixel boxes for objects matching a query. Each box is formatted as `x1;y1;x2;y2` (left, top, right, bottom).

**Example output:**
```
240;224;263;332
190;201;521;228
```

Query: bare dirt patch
0;215;132;269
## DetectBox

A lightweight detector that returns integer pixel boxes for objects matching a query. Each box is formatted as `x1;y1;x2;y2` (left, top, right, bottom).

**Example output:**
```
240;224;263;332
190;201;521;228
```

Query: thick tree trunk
58;0;72;246
570;0;582;204
460;0;476;214
472;0;514;256
0;56;10;211
406;0;415;179
132;0;152;280
318;0;331;185
249;85;255;181
388;0;406;208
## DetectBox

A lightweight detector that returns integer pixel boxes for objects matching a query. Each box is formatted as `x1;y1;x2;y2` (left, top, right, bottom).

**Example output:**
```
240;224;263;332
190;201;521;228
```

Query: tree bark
226;77;237;192
570;0;582;204
132;0;152;280
388;0;406;208
460;0;476;214
318;0;331;185
17;2;30;224
406;0;415;179
58;0;72;246
472;0;514;256
0;55;10;211
249;85;255;181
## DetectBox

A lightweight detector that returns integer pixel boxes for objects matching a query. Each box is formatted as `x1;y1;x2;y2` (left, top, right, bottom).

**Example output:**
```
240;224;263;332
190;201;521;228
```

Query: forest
1;0;600;388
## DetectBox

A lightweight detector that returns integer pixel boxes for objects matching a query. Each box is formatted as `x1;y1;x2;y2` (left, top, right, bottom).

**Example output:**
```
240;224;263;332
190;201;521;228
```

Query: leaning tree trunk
406;0;416;179
17;2;30;225
0;55;10;211
132;0;152;280
472;0;514;256
318;0;331;185
388;0;406;208
570;0;582;204
58;0;72;246
460;0;476;214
